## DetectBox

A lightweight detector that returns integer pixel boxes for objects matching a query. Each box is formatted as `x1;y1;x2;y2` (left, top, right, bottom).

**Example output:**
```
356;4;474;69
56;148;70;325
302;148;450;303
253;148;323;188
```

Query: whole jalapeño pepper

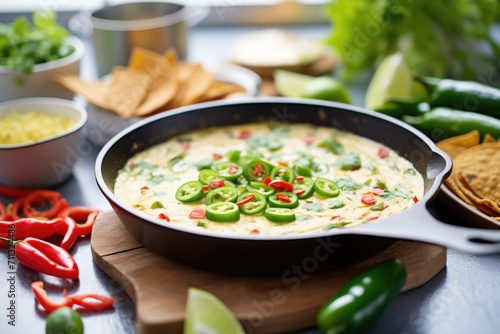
427;78;500;117
402;107;500;141
317;258;407;334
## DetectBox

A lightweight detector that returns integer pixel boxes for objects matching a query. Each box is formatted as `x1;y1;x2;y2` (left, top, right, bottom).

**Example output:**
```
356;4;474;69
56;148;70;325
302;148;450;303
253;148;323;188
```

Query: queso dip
115;122;423;235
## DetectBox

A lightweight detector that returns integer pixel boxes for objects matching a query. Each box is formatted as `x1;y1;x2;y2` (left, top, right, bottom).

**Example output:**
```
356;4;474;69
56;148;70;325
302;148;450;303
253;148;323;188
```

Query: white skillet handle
336;202;500;255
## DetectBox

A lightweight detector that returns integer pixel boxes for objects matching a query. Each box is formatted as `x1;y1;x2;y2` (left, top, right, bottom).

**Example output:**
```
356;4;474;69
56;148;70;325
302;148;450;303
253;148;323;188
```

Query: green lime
184;288;244;334
301;76;352;104
46;307;84;334
273;69;315;97
365;52;413;110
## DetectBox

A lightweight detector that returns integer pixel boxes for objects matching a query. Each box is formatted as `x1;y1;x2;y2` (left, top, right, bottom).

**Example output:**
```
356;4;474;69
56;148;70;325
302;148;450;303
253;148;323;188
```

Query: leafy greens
0;11;74;72
324;0;500;83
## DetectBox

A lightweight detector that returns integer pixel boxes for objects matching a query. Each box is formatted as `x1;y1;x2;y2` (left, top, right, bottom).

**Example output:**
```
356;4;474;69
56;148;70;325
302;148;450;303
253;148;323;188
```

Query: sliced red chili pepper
378;148;389;158
0;185;39;198
250;229;260;234
189;208;206;219
275;193;292;203
228;163;239;174
295;176;304;182
212;152;223;160
0;218;76;250
23;190;67;219
239;130;251;139
180;141;191;150
361;194;377;205
252;163;263;177
330;215;340;222
0;201;6;220
140;185;150;191
209;179;226;188
277;161;289;167
295;189;306;196
203;185;210;194
413;196;419;203
1;237;79;279
304;132;315;144
58;206;100;238
367;214;381;221
70;294;115;311
371;188;385;196
268;180;294;192
262;176;272;185
9;197;26;220
158;213;171;221
31;282;73;313
236;193;255;206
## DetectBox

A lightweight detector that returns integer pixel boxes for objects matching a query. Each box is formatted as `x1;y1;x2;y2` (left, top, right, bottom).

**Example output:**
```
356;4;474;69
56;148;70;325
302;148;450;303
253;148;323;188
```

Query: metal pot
70;1;208;76
95;98;500;274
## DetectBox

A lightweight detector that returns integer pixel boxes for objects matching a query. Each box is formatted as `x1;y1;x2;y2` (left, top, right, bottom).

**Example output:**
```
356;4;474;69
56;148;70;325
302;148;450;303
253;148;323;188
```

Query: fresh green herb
317;138;344;154
0;12;74;73
324;0;500;82
335;178;363;191
196;221;207;228
302;202;324;212
371;202;386;211
335;152;361;171
323;221;350;231
328;199;345;209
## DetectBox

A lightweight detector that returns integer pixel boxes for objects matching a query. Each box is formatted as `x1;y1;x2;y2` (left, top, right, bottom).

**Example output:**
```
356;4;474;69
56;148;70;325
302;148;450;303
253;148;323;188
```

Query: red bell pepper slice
188;208;206;219
0;201;6;220
209;179;226;188
0;185;39;198
31;282;73;313
361;194;377;205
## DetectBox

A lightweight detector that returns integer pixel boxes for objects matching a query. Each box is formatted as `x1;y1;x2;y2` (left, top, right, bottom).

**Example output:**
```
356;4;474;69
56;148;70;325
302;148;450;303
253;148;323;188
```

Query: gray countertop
1;23;500;334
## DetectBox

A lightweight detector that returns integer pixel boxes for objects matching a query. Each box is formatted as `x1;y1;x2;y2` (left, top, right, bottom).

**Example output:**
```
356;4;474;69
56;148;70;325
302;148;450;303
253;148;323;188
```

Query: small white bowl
0;36;85;102
0;98;88;188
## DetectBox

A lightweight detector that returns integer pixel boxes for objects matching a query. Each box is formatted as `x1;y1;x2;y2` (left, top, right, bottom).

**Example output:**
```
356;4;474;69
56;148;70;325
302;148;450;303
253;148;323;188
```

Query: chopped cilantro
335;178;363;191
323;221;351;231
336;152;361;171
328;199;345;209
302;202;324;212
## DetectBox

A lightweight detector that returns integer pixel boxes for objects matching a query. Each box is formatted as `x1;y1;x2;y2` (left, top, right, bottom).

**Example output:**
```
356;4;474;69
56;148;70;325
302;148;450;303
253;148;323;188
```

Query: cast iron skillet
95;98;500;274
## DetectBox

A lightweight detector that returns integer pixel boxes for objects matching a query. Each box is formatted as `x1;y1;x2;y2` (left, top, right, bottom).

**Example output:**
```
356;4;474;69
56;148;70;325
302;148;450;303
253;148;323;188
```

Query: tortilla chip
437;130;480;159
54;74;110;107
482;133;497;143
195;81;247;103
105;67;152;118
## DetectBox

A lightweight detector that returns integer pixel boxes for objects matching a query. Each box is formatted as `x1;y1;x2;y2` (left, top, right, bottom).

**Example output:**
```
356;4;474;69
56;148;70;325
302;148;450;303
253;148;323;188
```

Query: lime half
365;53;413;110
184;288;244;334
274;69;314;97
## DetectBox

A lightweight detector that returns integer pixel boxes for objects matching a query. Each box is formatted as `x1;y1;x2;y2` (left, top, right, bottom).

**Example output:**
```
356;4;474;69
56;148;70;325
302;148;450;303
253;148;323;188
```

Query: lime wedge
365;53;413;110
184;288;244;334
273;69;314;97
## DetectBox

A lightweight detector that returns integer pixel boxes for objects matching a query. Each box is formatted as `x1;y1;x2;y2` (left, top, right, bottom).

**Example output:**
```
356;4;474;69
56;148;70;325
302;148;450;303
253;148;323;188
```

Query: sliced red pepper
228;164;239;174
330;215;340;222
277;161;289;167
250;229;260;234
0;201;6;220
58;206;100;238
180;141;191;150
0;218;77;250
239;130;251;139
268;180;294;192
367;214;381;221
276;193;291;203
203;185;210;194
262;176;272;185
371;188;385;196
0;185;39;198
252;163;264;177
158;213;171;221
140;185;150;191
304;132;315;144
413;196;419;203
295;176;304;182
209;179;226;188
378;148;389;158
361;194;377;205
295;189;306;196
2;237;79;279
31;282;73;313
70;294;115;311
9;197;26;220
23;190;67;219
189;208;206;219
236;193;255;206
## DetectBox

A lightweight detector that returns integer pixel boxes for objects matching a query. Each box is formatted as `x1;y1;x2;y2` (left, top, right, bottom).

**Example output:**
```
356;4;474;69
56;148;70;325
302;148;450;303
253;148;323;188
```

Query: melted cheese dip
115;123;424;235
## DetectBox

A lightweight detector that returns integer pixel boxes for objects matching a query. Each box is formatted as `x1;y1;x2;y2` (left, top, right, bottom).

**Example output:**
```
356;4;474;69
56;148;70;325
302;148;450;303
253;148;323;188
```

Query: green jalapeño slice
246;181;275;199
212;162;243;182
236;192;267;215
264;207;296;224
293;176;315;199
205;202;240;222
175;181;204;203
314;178;340;198
205;186;238;205
268;192;299;209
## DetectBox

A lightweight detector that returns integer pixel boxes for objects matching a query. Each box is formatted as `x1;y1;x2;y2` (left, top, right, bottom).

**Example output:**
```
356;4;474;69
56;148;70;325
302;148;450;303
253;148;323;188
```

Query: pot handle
339;203;500;254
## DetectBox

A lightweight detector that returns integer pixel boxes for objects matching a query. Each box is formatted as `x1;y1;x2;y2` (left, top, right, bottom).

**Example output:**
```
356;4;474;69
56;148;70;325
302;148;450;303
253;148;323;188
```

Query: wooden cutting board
91;211;446;334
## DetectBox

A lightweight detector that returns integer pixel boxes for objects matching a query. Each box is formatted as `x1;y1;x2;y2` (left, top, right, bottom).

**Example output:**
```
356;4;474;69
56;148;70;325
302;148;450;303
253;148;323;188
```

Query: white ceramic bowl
0;98;88;188
83;62;261;146
0;36;85;102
